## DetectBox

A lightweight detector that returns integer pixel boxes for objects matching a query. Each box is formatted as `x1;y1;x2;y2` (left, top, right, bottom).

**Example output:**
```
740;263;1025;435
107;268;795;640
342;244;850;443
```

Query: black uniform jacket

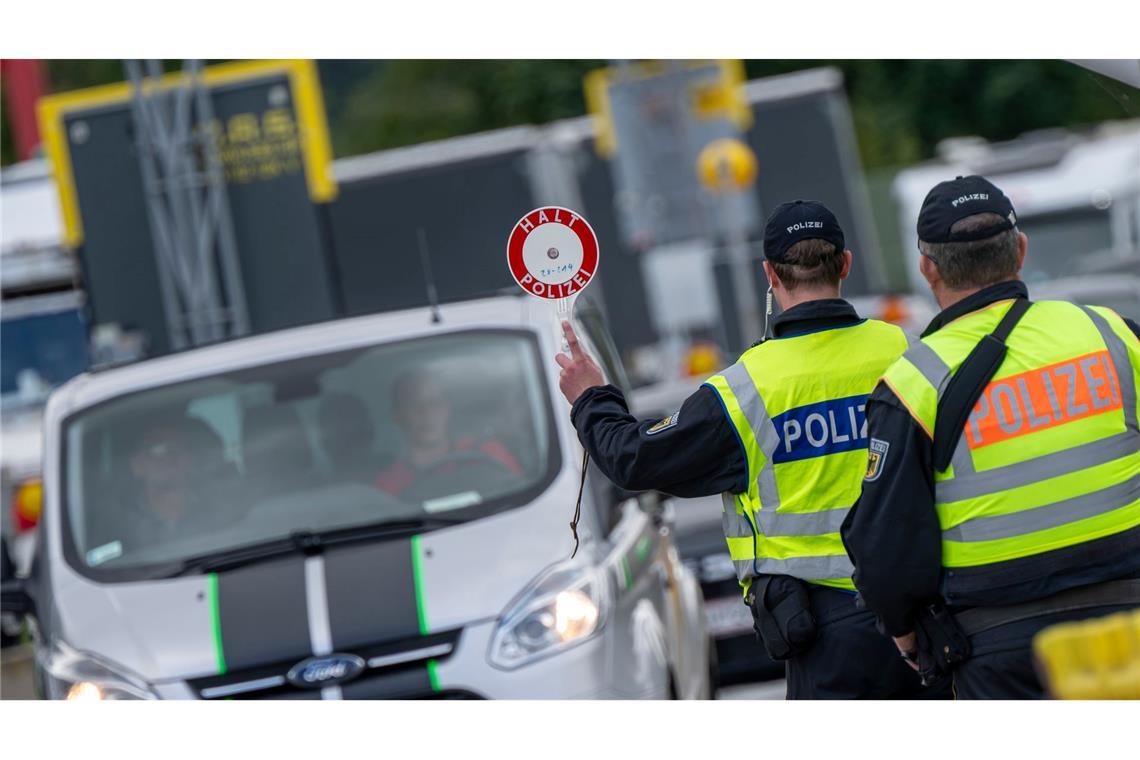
570;299;864;499
841;281;1140;637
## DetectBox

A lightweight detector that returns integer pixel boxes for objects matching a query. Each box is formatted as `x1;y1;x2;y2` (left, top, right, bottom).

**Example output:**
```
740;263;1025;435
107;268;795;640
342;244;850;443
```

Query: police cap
763;200;846;263
917;175;1018;244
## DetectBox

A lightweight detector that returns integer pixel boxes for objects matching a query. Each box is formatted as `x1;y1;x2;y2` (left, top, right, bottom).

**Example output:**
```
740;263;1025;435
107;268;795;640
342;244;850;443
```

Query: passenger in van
117;414;235;547
376;368;523;498
317;392;381;484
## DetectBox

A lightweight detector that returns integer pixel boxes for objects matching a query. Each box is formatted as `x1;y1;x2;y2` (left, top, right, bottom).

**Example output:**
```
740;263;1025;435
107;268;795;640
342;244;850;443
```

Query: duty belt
953;578;1140;638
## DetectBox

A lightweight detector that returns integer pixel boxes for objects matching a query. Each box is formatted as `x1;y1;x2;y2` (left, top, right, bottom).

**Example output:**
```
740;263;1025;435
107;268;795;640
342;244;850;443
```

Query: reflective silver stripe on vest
937;431;1140;504
720;362;782;511
733;558;756;581
722;493;754;539
904;340;953;399
949;431;976;476
721;362;850;538
754;506;851;537
734;555;854;582
1080;306;1138;432
942;477;1140;543
753;554;854;580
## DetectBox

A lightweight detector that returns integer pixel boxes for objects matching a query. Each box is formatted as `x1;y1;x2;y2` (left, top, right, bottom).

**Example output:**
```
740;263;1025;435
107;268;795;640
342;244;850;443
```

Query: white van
0;295;713;699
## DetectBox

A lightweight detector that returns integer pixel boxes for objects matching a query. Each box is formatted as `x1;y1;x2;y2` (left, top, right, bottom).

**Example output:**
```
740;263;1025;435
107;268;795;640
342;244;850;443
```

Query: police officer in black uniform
556;201;949;699
842;176;1140;698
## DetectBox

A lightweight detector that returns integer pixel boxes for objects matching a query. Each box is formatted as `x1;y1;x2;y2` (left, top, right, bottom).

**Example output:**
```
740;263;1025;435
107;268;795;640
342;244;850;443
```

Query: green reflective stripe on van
635;535;651;562
208;573;226;675
411;535;430;636
427;659;441;692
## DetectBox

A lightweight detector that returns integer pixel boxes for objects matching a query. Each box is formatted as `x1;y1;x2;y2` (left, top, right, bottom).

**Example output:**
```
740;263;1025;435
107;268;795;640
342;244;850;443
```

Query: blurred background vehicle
1;294;713;700
893;120;1140;320
1;159;86;647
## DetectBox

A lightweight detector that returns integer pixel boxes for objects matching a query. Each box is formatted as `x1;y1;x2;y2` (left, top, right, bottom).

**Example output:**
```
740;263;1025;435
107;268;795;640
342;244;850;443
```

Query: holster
912;602;972;686
745;574;818;661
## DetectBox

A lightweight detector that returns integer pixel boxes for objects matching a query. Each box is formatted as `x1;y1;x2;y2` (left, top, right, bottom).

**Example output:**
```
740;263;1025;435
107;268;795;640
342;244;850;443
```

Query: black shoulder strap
932;298;1032;472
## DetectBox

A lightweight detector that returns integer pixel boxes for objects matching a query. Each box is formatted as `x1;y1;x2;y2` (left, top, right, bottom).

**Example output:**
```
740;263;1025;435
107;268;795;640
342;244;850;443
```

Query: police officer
842;175;1140;699
556;200;944;699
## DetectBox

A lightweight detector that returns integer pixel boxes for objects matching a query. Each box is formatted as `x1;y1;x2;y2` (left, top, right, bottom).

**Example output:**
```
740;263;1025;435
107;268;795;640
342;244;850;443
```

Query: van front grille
187;629;464;700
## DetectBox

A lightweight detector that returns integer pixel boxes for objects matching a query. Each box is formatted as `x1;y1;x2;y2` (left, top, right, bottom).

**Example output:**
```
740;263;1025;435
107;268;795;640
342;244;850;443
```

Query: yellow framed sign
37;59;337;249
583;59;751;157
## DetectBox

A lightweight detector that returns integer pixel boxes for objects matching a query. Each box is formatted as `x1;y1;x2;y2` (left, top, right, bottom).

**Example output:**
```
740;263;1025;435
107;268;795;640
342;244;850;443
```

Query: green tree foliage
3;59;1136;169
327;60;604;157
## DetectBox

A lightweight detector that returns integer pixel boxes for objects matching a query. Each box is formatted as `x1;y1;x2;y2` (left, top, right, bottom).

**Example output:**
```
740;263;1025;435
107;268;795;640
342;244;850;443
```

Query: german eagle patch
646;411;680;436
864;438;889;482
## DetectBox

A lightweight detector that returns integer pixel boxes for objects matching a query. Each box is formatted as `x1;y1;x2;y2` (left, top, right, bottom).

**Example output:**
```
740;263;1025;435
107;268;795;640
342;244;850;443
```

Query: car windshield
1018;208;1114;283
63;329;558;579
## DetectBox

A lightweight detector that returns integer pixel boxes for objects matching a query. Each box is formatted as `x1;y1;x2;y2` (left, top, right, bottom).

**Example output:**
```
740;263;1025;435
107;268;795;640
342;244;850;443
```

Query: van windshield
63;330;558;579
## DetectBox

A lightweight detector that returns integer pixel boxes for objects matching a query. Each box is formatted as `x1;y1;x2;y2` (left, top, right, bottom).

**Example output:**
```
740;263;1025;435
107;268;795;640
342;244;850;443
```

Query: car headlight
38;638;157;700
488;561;612;670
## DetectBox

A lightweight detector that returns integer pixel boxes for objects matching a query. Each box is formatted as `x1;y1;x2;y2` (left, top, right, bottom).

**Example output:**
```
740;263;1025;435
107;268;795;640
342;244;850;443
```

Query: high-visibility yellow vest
705;318;911;592
880;299;1140;590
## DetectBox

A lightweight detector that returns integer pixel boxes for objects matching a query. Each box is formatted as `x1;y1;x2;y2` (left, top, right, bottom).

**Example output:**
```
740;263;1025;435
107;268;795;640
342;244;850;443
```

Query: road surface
719;680;786;700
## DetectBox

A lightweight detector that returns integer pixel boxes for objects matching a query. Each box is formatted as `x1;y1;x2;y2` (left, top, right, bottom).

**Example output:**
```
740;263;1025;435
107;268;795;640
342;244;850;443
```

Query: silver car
1;295;712;699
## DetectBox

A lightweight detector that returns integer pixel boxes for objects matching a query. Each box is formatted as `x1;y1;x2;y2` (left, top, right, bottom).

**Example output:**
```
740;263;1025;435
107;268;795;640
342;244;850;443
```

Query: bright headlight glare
41;639;156;701
67;681;105;702
488;563;610;670
554;590;598;641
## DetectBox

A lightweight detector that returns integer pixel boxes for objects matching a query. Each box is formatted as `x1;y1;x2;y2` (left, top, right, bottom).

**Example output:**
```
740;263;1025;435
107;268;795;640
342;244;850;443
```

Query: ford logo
286;654;366;689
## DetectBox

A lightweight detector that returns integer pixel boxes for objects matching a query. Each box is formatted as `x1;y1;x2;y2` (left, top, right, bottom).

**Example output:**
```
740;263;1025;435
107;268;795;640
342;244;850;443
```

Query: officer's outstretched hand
555;320;605;405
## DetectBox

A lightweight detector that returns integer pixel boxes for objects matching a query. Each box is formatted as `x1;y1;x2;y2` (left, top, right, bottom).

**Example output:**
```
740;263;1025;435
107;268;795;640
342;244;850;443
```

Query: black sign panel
744;87;880;296
327;151;534;316
53;66;336;358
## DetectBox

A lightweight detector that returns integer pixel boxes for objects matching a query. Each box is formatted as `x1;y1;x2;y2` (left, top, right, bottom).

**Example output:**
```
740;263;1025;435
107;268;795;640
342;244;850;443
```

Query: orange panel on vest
966;350;1123;449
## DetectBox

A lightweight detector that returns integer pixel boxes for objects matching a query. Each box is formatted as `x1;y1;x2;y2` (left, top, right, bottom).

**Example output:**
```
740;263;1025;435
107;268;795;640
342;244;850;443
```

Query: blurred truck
892;120;1140;320
1;160;89;648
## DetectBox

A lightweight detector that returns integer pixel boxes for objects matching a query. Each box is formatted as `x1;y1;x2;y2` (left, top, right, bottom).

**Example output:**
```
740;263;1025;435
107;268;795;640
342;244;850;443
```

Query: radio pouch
746;574;818;661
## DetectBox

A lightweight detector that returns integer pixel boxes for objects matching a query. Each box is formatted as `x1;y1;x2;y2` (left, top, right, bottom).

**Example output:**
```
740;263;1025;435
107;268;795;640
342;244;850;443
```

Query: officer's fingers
554;353;573;370
562;320;585;359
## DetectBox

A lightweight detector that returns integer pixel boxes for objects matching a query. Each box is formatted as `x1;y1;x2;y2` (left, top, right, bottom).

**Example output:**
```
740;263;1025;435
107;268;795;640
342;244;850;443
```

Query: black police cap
917;175;1018;244
763;200;845;263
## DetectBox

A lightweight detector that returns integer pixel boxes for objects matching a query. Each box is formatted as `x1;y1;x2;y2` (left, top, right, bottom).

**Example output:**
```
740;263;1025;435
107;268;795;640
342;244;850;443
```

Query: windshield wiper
164;516;463;578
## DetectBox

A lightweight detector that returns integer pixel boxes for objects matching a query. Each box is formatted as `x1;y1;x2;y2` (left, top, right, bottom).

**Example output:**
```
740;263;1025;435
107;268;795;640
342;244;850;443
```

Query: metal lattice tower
124;59;249;351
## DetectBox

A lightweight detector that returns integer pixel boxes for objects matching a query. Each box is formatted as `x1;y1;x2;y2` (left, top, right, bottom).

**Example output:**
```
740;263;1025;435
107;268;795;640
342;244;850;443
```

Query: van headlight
488;562;612;669
39;639;157;700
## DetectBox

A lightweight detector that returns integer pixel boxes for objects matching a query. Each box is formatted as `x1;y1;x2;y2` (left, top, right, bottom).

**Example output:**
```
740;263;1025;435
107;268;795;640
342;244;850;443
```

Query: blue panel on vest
771;394;870;464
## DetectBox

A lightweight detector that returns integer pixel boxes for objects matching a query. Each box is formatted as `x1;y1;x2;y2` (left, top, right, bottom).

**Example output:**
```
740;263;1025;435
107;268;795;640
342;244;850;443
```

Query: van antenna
417;227;442;324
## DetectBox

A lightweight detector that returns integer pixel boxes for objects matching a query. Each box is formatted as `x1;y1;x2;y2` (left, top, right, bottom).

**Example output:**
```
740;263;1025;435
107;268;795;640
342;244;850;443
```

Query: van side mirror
1;539;33;616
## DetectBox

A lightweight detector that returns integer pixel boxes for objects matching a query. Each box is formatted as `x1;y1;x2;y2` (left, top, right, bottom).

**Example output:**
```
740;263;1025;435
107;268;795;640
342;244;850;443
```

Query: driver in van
376;368;523;497
118;413;234;547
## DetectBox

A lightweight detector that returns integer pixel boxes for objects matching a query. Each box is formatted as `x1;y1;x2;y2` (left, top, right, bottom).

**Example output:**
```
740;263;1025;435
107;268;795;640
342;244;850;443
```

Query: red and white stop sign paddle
506;206;599;301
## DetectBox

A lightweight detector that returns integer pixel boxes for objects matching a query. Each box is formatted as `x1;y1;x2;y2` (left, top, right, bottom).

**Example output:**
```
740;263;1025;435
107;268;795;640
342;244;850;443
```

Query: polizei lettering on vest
772;394;870;464
966;350;1122;448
